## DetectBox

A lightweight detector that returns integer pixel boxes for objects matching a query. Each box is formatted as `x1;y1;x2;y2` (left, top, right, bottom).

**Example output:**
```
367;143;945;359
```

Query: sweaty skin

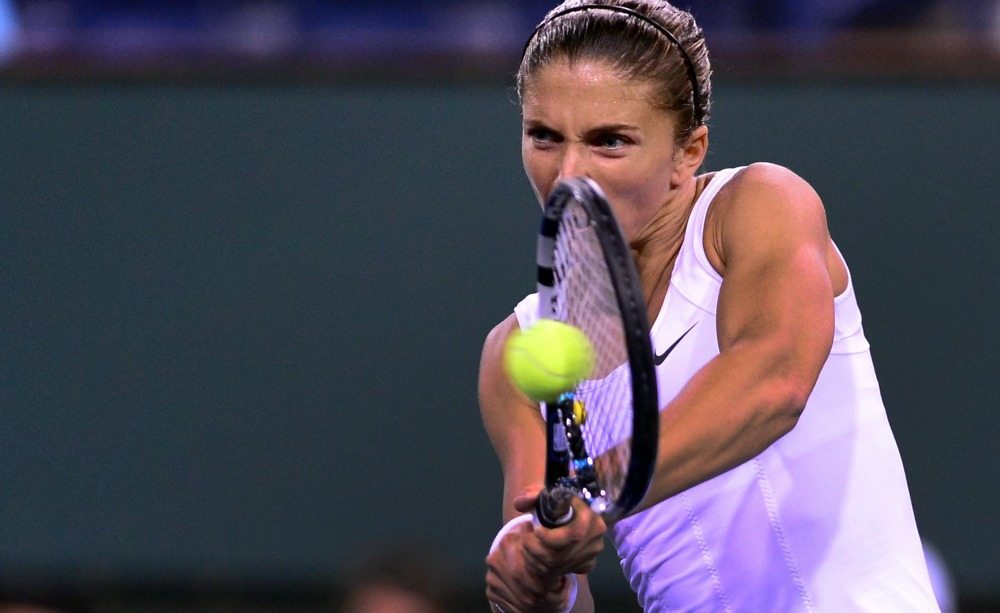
483;57;848;612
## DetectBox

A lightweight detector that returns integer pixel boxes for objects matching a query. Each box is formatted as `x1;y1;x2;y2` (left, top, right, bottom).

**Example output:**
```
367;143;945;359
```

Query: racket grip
535;485;575;528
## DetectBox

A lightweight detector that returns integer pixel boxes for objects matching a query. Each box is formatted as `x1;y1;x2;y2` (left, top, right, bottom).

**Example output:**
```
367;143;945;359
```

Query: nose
556;144;589;184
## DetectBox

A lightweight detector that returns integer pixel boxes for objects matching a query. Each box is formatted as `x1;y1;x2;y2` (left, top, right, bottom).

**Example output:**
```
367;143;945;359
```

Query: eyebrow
583;123;640;137
523;120;641;135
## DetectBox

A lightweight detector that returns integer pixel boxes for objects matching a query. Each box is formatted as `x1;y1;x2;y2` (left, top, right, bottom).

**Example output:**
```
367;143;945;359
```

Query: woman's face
521;58;681;242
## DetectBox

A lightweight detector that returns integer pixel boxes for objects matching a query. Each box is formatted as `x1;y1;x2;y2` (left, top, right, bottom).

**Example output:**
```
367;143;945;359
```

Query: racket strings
553;201;635;505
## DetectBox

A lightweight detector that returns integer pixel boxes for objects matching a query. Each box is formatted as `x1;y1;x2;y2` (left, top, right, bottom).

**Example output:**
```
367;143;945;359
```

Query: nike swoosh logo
654;324;697;366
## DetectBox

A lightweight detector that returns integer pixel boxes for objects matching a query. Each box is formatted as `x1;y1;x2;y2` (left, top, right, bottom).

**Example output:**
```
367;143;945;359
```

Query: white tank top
513;168;938;612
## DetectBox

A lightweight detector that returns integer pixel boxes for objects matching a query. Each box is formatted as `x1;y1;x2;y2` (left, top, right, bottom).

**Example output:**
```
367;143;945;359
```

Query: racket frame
535;177;659;525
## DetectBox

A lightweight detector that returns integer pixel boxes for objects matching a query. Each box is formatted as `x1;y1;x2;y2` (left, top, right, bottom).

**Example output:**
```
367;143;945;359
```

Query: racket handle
535;485;575;528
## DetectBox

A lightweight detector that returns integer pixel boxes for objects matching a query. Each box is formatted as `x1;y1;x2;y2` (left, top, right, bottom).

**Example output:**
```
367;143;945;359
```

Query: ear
671;125;709;185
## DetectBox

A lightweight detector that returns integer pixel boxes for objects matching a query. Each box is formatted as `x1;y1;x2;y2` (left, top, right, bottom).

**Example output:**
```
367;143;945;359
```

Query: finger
488;539;551;603
522;534;560;567
486;587;515;613
522;540;578;581
486;543;528;605
502;575;570;612
527;527;605;576
521;547;563;589
486;584;528;613
513;485;544;513
530;524;579;554
487;559;543;610
507;555;552;601
534;507;605;549
485;570;515;612
541;576;573;611
488;545;568;611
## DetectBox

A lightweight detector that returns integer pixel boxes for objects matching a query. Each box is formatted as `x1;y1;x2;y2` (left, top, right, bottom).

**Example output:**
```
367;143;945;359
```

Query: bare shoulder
722;162;823;213
708;163;830;270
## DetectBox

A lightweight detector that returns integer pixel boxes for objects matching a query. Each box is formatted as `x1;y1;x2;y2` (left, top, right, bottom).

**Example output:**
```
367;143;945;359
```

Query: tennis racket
533;177;659;528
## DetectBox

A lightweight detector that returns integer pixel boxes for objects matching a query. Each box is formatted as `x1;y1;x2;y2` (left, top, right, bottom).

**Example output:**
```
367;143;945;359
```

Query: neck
630;177;703;320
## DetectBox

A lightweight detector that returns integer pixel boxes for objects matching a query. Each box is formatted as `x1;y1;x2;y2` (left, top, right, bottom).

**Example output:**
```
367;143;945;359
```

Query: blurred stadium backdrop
1;1;998;611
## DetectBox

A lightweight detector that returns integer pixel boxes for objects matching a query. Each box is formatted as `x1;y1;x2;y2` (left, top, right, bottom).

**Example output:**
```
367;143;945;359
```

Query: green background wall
2;80;998;602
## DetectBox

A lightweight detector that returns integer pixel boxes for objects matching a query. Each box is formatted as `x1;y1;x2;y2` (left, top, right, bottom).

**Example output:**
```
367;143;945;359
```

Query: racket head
535;177;658;523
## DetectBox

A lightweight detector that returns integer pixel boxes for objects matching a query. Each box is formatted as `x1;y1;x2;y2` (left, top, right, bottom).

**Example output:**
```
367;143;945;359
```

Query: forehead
521;58;665;124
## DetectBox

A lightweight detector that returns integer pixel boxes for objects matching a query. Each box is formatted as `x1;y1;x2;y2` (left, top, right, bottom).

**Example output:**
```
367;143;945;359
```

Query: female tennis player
480;1;939;611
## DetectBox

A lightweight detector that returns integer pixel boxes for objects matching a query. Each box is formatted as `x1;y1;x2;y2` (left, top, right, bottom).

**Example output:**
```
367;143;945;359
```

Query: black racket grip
535;485;576;528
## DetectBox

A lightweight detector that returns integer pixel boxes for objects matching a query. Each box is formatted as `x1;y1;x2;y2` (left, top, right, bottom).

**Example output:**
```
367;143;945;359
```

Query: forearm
635;339;812;512
569;574;594;613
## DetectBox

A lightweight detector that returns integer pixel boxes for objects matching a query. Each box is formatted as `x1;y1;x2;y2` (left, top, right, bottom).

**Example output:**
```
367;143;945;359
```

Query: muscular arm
480;314;597;612
480;315;548;522
636;163;838;512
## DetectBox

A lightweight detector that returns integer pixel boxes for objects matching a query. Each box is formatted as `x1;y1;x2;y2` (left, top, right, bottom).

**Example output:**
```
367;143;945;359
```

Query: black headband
522;4;704;125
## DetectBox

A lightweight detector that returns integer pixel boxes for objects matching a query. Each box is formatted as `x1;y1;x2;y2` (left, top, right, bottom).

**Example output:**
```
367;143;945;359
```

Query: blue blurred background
1;2;998;612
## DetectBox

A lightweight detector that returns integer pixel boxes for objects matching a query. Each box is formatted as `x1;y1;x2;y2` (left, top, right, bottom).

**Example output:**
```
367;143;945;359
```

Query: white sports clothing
513;167;938;612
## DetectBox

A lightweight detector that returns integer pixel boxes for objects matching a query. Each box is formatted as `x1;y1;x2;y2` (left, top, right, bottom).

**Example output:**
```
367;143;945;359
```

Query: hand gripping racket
534;177;659;528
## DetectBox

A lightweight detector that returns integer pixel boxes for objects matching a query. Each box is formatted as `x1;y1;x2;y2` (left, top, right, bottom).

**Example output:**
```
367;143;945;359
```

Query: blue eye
598;134;627;149
528;128;557;144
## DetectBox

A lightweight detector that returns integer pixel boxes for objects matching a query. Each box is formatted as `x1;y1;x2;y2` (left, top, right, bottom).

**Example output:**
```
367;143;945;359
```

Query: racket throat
538;395;609;526
543;398;572;485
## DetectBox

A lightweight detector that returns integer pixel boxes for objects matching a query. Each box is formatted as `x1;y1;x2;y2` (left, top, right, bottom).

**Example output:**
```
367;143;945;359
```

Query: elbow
786;373;814;416
764;375;813;437
755;336;825;438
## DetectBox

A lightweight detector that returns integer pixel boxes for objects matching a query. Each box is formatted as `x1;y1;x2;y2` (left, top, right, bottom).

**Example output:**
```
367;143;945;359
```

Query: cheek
596;166;672;238
522;147;556;202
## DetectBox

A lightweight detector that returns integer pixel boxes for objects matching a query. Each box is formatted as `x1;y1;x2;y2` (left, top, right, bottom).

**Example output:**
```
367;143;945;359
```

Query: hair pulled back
518;0;712;142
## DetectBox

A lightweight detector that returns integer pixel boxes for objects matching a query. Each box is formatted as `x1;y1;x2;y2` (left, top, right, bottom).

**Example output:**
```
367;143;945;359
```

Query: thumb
513;485;544;513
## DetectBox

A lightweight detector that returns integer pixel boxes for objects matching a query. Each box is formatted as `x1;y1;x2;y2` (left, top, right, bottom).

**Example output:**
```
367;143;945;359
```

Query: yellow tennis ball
503;320;594;402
